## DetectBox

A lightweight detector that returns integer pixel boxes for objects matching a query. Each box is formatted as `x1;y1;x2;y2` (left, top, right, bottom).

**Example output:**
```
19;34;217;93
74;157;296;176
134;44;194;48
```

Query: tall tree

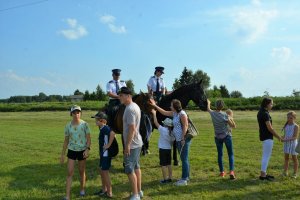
230;90;243;98
173;67;194;90
74;89;83;95
126;79;135;95
192;70;210;90
83;90;90;101
95;84;106;100
220;85;230;98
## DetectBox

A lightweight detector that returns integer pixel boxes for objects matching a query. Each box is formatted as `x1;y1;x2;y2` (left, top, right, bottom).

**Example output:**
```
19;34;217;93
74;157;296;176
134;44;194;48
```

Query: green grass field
1;110;300;200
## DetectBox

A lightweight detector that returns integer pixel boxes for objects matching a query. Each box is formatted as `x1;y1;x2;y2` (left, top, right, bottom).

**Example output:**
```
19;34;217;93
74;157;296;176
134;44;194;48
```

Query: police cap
112;69;121;76
155;66;164;74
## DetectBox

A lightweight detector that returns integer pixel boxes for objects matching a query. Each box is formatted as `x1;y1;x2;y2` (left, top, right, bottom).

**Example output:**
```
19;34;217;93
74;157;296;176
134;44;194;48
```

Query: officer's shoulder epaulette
120;80;125;82
160;77;163;80
151;76;155;78
109;80;114;83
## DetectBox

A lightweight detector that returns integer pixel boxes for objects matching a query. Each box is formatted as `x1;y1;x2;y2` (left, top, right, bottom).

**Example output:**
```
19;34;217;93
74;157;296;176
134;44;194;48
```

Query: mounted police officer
106;69;127;128
147;66;166;103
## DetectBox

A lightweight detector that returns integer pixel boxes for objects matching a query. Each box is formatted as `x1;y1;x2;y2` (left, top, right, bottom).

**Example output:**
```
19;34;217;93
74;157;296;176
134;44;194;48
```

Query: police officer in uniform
106;69;127;128
147;66;166;103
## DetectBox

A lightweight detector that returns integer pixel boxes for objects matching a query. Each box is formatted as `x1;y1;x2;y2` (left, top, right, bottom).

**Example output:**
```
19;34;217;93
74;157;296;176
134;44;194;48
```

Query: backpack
108;137;119;157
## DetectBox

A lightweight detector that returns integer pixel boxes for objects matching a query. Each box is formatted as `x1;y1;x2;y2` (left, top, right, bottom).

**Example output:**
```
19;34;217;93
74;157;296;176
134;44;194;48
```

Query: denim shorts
123;147;142;174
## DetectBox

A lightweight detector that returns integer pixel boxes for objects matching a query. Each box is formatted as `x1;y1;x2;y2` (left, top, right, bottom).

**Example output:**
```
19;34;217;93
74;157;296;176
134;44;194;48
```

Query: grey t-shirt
123;102;143;149
209;110;231;139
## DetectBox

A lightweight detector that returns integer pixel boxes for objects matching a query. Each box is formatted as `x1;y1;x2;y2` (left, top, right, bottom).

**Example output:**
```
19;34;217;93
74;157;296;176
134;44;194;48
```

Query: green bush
0;97;299;112
187;96;300;110
0;101;107;112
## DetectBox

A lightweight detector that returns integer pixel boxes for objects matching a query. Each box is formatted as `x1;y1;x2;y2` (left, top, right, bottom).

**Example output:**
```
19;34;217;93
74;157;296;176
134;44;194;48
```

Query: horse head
189;80;208;111
133;92;153;114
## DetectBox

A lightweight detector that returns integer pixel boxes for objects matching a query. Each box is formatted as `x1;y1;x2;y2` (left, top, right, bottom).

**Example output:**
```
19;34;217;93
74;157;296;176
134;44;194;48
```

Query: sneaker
174;179;187;186
139;190;144;198
219;171;226;178
129;194;141;200
266;174;275;179
282;171;288;177
94;190;106;196
229;171;236;180
79;191;85;197
292;174;297;179
166;178;172;183
160;179;168;184
259;176;273;181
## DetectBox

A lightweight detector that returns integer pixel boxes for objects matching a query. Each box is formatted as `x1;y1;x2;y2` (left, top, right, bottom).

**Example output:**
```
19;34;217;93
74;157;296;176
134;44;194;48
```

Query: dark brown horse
155;80;207;123
112;92;153;154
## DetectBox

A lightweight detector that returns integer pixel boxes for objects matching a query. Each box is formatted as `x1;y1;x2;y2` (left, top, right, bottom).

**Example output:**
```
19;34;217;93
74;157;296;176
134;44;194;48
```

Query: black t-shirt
257;108;273;141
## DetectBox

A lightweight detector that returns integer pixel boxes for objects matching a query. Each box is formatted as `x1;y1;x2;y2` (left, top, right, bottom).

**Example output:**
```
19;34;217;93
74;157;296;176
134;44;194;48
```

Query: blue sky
0;0;300;99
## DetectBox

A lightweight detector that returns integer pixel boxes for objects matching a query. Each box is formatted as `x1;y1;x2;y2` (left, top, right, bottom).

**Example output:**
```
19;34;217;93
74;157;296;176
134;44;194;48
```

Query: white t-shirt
158;125;175;149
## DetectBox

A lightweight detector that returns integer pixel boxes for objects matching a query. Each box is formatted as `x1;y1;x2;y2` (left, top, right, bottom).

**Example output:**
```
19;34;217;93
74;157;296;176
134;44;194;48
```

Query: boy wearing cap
92;112;115;198
60;105;91;200
106;69;127;128
147;66;166;103
151;109;175;184
119;87;144;200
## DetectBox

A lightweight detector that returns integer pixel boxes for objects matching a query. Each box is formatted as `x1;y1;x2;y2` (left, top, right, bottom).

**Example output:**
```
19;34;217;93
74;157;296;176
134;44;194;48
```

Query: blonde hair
226;109;233;117
287;111;297;119
282;111;297;130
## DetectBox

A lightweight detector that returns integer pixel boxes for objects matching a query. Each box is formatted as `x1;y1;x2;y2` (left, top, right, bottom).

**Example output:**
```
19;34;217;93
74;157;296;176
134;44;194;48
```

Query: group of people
59;67;299;200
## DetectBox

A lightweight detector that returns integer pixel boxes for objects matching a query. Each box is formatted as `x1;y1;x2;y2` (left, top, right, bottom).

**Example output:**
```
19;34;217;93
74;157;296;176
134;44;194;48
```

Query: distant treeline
0;97;299;112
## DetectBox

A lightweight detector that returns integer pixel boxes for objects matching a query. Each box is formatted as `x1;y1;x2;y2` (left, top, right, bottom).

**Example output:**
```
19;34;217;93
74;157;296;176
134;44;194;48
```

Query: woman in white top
150;98;190;186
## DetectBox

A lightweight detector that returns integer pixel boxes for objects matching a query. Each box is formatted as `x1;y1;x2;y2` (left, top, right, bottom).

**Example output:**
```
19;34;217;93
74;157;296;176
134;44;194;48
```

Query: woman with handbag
207;99;236;180
149;98;190;186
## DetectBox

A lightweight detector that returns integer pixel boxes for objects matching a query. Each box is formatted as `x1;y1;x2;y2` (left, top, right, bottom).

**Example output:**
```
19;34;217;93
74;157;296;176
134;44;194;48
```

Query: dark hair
171;99;182;113
260;97;273;108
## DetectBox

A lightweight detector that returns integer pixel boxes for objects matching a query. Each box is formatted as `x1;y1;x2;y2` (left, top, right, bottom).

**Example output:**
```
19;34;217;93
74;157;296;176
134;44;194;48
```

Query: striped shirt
173;110;187;142
209;110;230;139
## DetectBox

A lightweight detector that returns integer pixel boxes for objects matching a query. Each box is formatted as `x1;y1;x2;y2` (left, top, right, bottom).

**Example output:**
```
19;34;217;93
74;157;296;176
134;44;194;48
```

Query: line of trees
173;67;243;98
1;67;298;103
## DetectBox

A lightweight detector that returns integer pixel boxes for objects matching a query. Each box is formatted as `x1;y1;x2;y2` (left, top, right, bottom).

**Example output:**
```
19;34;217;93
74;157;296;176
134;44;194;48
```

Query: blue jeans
176;137;191;180
214;135;234;172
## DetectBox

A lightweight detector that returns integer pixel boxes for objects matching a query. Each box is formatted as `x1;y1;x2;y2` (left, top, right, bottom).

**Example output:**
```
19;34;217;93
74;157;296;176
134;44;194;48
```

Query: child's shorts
100;156;112;170
67;149;85;161
159;148;171;166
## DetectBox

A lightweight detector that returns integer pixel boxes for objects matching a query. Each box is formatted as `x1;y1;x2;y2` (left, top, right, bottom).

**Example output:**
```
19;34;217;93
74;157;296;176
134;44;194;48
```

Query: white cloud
230;7;278;43
100;15;115;24
271;47;292;61
1;70;55;86
59;18;88;40
100;14;127;34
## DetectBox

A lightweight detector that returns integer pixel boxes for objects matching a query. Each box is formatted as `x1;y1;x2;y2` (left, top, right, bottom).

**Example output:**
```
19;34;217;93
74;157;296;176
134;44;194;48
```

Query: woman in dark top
257;97;282;181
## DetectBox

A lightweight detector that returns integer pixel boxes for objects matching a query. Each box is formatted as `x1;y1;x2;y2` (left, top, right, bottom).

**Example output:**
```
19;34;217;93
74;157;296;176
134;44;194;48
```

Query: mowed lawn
1;110;300;200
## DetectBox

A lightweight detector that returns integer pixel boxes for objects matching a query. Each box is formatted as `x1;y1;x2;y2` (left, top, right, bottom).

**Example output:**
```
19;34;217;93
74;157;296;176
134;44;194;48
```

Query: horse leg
173;141;179;166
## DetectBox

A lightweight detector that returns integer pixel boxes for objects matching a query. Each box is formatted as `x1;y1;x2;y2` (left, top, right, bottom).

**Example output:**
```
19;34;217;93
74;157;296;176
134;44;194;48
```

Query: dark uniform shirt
257;108;273;141
99;125;111;158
